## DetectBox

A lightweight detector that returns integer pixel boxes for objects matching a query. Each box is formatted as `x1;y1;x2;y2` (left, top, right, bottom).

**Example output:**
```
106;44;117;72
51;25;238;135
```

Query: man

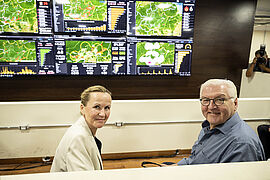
246;49;270;77
177;79;265;165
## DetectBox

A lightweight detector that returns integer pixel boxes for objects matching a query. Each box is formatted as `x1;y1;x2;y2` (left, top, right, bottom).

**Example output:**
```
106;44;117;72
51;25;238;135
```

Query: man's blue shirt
177;112;265;165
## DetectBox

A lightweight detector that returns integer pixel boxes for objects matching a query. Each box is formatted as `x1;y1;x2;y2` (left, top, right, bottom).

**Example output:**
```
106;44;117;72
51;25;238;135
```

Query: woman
50;85;112;172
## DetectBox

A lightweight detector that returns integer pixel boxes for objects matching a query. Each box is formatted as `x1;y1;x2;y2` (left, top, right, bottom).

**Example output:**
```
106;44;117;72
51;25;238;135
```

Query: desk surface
1;161;270;180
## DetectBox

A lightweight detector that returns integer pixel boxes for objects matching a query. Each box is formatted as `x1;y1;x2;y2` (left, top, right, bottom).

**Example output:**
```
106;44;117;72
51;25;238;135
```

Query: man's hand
259;63;267;70
246;57;257;77
252;57;257;64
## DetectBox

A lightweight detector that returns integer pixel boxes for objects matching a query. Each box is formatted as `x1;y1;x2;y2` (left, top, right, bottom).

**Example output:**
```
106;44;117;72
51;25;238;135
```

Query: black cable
141;161;162;167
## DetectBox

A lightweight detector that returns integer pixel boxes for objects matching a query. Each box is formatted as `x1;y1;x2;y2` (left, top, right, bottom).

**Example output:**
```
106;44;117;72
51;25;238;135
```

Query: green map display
136;1;182;36
0;40;36;62
137;42;175;66
63;0;107;21
66;41;111;63
0;0;38;33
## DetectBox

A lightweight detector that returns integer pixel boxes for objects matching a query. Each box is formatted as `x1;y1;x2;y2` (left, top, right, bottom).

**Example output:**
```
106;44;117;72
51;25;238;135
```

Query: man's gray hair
200;79;237;99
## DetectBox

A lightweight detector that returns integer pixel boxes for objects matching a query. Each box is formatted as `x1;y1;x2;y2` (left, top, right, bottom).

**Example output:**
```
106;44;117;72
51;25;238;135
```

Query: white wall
240;69;270;98
0;99;269;159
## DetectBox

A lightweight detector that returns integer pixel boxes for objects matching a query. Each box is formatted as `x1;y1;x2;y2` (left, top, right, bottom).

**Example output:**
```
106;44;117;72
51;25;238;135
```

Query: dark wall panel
0;0;257;101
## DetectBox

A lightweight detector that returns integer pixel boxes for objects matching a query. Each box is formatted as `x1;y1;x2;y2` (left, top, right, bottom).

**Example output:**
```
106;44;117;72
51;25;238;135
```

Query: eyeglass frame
199;97;235;106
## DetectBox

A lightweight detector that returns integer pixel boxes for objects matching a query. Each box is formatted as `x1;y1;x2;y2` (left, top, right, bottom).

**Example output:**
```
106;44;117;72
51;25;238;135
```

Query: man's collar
202;120;210;128
202;112;241;134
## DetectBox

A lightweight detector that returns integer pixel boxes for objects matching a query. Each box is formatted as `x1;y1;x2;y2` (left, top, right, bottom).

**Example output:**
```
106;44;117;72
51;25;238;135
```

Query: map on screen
137;42;175;66
135;1;182;36
0;40;36;62
65;41;112;63
0;0;38;33
63;0;107;21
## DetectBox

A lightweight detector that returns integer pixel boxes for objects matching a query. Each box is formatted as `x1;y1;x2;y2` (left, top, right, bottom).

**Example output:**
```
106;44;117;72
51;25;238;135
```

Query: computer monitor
0;36;55;77
127;0;195;38
127;37;192;76
53;0;127;34
54;35;126;75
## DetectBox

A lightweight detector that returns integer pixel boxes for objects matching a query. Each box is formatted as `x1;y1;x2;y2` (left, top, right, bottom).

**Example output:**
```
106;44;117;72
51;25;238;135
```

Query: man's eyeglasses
200;97;234;106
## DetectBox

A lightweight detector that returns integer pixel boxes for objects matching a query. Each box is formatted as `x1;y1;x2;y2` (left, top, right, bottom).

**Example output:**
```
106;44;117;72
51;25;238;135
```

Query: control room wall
0;0;257;101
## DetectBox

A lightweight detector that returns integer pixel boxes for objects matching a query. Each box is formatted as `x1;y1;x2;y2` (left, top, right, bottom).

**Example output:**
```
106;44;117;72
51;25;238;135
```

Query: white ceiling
254;0;270;31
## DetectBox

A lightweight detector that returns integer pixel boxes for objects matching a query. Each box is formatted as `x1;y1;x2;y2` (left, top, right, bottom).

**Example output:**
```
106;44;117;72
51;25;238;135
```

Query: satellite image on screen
137;42;175;66
0;40;36;62
0;0;38;33
65;41;112;63
135;1;182;36
63;0;107;21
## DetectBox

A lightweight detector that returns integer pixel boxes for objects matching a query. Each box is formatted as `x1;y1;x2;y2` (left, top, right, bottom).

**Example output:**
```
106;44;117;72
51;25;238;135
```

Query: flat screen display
127;37;192;76
54;35;126;75
127;0;195;38
0;36;55;76
53;0;127;34
0;0;195;77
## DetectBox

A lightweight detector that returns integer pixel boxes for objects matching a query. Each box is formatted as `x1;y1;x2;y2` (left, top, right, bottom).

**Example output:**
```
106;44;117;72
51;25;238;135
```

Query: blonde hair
80;85;112;106
200;79;237;99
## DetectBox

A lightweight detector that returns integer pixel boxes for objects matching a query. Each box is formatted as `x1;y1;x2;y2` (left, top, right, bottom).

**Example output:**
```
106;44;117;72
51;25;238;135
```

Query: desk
1;161;269;180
